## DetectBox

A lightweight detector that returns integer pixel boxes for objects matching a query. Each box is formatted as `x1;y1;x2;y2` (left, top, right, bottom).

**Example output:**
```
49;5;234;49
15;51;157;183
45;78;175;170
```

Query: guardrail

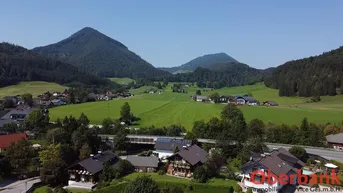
265;143;340;152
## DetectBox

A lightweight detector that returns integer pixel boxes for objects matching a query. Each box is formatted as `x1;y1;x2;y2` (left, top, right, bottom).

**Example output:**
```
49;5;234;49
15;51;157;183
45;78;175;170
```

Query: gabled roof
235;95;257;103
126;156;159;168
1;109;32;120
154;138;192;151
167;144;208;166
241;148;305;176
326;133;343;144
0;133;28;149
73;150;118;174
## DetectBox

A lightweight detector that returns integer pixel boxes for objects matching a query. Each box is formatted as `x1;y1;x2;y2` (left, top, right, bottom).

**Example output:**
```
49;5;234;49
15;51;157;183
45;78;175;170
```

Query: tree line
264;46;343;97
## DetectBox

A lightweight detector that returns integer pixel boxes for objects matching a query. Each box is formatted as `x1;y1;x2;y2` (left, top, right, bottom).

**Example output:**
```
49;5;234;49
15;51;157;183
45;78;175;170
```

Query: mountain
0;43;116;88
264;46;343;97
32;27;170;79
159;53;239;74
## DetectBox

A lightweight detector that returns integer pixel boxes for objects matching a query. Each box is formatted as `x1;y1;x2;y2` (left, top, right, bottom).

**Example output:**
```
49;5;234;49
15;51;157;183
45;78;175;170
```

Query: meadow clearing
109;77;134;85
48;82;343;130
0;81;68;98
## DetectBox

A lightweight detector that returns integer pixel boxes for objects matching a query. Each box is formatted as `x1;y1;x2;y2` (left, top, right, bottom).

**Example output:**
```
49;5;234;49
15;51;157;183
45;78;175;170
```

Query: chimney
90;154;94;159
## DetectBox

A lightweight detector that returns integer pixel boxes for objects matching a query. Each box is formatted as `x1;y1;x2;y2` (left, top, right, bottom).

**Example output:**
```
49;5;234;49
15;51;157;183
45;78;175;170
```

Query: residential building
263;100;279;106
67;151;119;189
194;95;209;102
126;155;159;172
234;95;258;106
218;95;235;103
3;96;19;105
0;133;28;153
240;148;305;192
51;99;66;106
153;138;192;159
326;133;343;150
166;144;208;178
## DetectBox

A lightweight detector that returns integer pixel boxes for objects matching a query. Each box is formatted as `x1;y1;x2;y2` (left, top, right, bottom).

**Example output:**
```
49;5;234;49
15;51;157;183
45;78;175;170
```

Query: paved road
0;178;40;193
267;144;343;162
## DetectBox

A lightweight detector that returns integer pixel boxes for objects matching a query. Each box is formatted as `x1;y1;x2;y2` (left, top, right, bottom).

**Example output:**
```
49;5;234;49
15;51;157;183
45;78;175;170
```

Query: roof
264;100;279;106
126;156;159;168
1;109;32;120
235;95;257;103
154;138;192;151
0;133;28;149
196;96;209;100
51;99;63;103
0;119;16;127
241;148;305;176
76;150;118;174
326;133;343;144
168;144;208;166
325;163;338;169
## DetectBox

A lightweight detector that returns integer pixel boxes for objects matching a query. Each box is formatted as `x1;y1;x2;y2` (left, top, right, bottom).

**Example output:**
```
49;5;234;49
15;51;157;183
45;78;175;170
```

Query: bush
158;170;165;175
246;188;253;193
193;166;210;183
234;185;243;193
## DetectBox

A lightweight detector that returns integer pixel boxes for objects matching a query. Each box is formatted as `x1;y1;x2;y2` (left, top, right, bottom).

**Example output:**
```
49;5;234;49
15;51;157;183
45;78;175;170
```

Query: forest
264;46;343;97
0;43;118;89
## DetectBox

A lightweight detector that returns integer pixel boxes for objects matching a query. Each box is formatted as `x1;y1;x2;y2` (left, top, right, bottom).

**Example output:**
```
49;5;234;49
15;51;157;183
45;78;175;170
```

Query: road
266;144;343;162
0;178;40;193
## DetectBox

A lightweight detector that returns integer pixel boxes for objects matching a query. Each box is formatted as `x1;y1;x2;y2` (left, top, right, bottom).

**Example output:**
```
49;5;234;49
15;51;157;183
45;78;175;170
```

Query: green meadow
109;77;134;85
49;82;343;130
0;81;68;98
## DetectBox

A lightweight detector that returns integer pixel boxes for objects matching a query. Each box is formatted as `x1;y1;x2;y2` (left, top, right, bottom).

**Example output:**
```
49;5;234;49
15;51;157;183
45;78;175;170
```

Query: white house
153;138;192;160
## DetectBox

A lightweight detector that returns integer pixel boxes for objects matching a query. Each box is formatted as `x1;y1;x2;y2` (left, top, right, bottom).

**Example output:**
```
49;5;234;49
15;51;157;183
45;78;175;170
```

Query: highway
266;143;343;162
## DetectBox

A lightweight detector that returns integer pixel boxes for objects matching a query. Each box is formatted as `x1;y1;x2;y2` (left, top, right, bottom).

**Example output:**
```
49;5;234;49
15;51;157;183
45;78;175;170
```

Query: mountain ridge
32;27;169;79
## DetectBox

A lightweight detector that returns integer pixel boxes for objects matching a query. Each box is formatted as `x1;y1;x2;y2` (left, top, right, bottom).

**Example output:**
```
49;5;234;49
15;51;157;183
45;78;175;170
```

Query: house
153;138;193;159
263;100;279;106
51;99;66;106
0;133;28;153
218;95;235;103
1;109;32;121
126;156;159;172
234;95;258;106
166;144;208;178
194;96;209;102
3;96;19;105
240;148;305;192
326;133;343;150
67;150;119;189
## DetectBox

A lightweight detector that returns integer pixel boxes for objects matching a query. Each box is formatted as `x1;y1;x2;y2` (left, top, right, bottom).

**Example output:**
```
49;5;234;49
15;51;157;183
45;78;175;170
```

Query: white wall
153;150;173;159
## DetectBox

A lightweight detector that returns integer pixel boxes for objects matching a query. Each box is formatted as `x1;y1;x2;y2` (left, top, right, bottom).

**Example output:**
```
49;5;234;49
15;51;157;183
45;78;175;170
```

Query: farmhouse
234;95;258;106
0;133;28;153
263;100;279;106
240;148;305;192
326;133;343;150
126;155;159;172
218;95;235;103
153;138;192;159
193;95;209;102
67;150;119;189
166;144;208;178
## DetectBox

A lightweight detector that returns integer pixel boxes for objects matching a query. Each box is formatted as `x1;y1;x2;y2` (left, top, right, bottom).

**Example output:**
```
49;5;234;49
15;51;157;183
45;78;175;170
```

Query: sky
1;1;342;69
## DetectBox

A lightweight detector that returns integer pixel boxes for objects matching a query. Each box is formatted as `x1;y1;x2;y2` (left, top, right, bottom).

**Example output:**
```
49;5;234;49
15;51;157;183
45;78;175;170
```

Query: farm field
49;82;343;130
33;186;89;193
109;77;134;85
0;81;68;98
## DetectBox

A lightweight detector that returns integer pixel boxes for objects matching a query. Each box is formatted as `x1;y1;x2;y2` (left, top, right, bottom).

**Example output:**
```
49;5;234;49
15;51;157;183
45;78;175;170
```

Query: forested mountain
32;27;170;79
167;63;264;88
0;43;116;88
264;46;343;97
159;53;239;74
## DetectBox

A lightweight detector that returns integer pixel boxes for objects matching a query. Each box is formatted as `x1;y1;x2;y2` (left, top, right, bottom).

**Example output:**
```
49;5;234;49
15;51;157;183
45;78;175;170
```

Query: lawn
98;172;238;193
49;83;343;130
0;81;68;98
33;185;89;193
109;77;134;85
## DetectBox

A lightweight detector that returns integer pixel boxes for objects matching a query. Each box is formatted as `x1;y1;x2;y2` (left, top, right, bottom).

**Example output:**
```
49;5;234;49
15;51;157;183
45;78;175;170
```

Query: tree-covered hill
0;43;116;88
32;27;170;79
264;46;343;97
159;53;239;74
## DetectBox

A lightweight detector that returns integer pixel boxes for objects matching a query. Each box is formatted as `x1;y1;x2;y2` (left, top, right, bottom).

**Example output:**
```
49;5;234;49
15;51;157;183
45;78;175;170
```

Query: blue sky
1;0;342;69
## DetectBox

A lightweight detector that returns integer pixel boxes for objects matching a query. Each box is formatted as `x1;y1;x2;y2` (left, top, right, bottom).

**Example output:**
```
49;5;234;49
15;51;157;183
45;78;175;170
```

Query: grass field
49;82;343;130
97;173;238;193
33;186;89;193
0;81;68;98
109;77;134;85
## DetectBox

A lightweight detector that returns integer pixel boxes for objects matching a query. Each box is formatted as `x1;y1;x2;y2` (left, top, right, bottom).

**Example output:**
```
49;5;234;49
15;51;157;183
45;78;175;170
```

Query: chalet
0;133;28;153
234;95;258;106
240;148;305;192
166;144;208;178
218;95;235;103
51;99;66;106
126;156;159;172
153;138;192;159
195;96;209;102
326;133;343;150
1;109;32;121
263;100;279;106
67;151;119;189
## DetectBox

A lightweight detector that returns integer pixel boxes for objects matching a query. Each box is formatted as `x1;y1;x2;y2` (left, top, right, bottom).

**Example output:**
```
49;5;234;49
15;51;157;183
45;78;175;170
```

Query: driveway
0;177;40;193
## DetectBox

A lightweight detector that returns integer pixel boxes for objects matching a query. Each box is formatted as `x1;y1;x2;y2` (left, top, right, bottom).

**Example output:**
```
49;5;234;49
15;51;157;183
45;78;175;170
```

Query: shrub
234;185;243;193
158;170;165;175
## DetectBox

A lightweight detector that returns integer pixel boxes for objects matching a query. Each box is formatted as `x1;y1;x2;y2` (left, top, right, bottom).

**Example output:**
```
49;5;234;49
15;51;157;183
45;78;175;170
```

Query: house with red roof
0;133;28;153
